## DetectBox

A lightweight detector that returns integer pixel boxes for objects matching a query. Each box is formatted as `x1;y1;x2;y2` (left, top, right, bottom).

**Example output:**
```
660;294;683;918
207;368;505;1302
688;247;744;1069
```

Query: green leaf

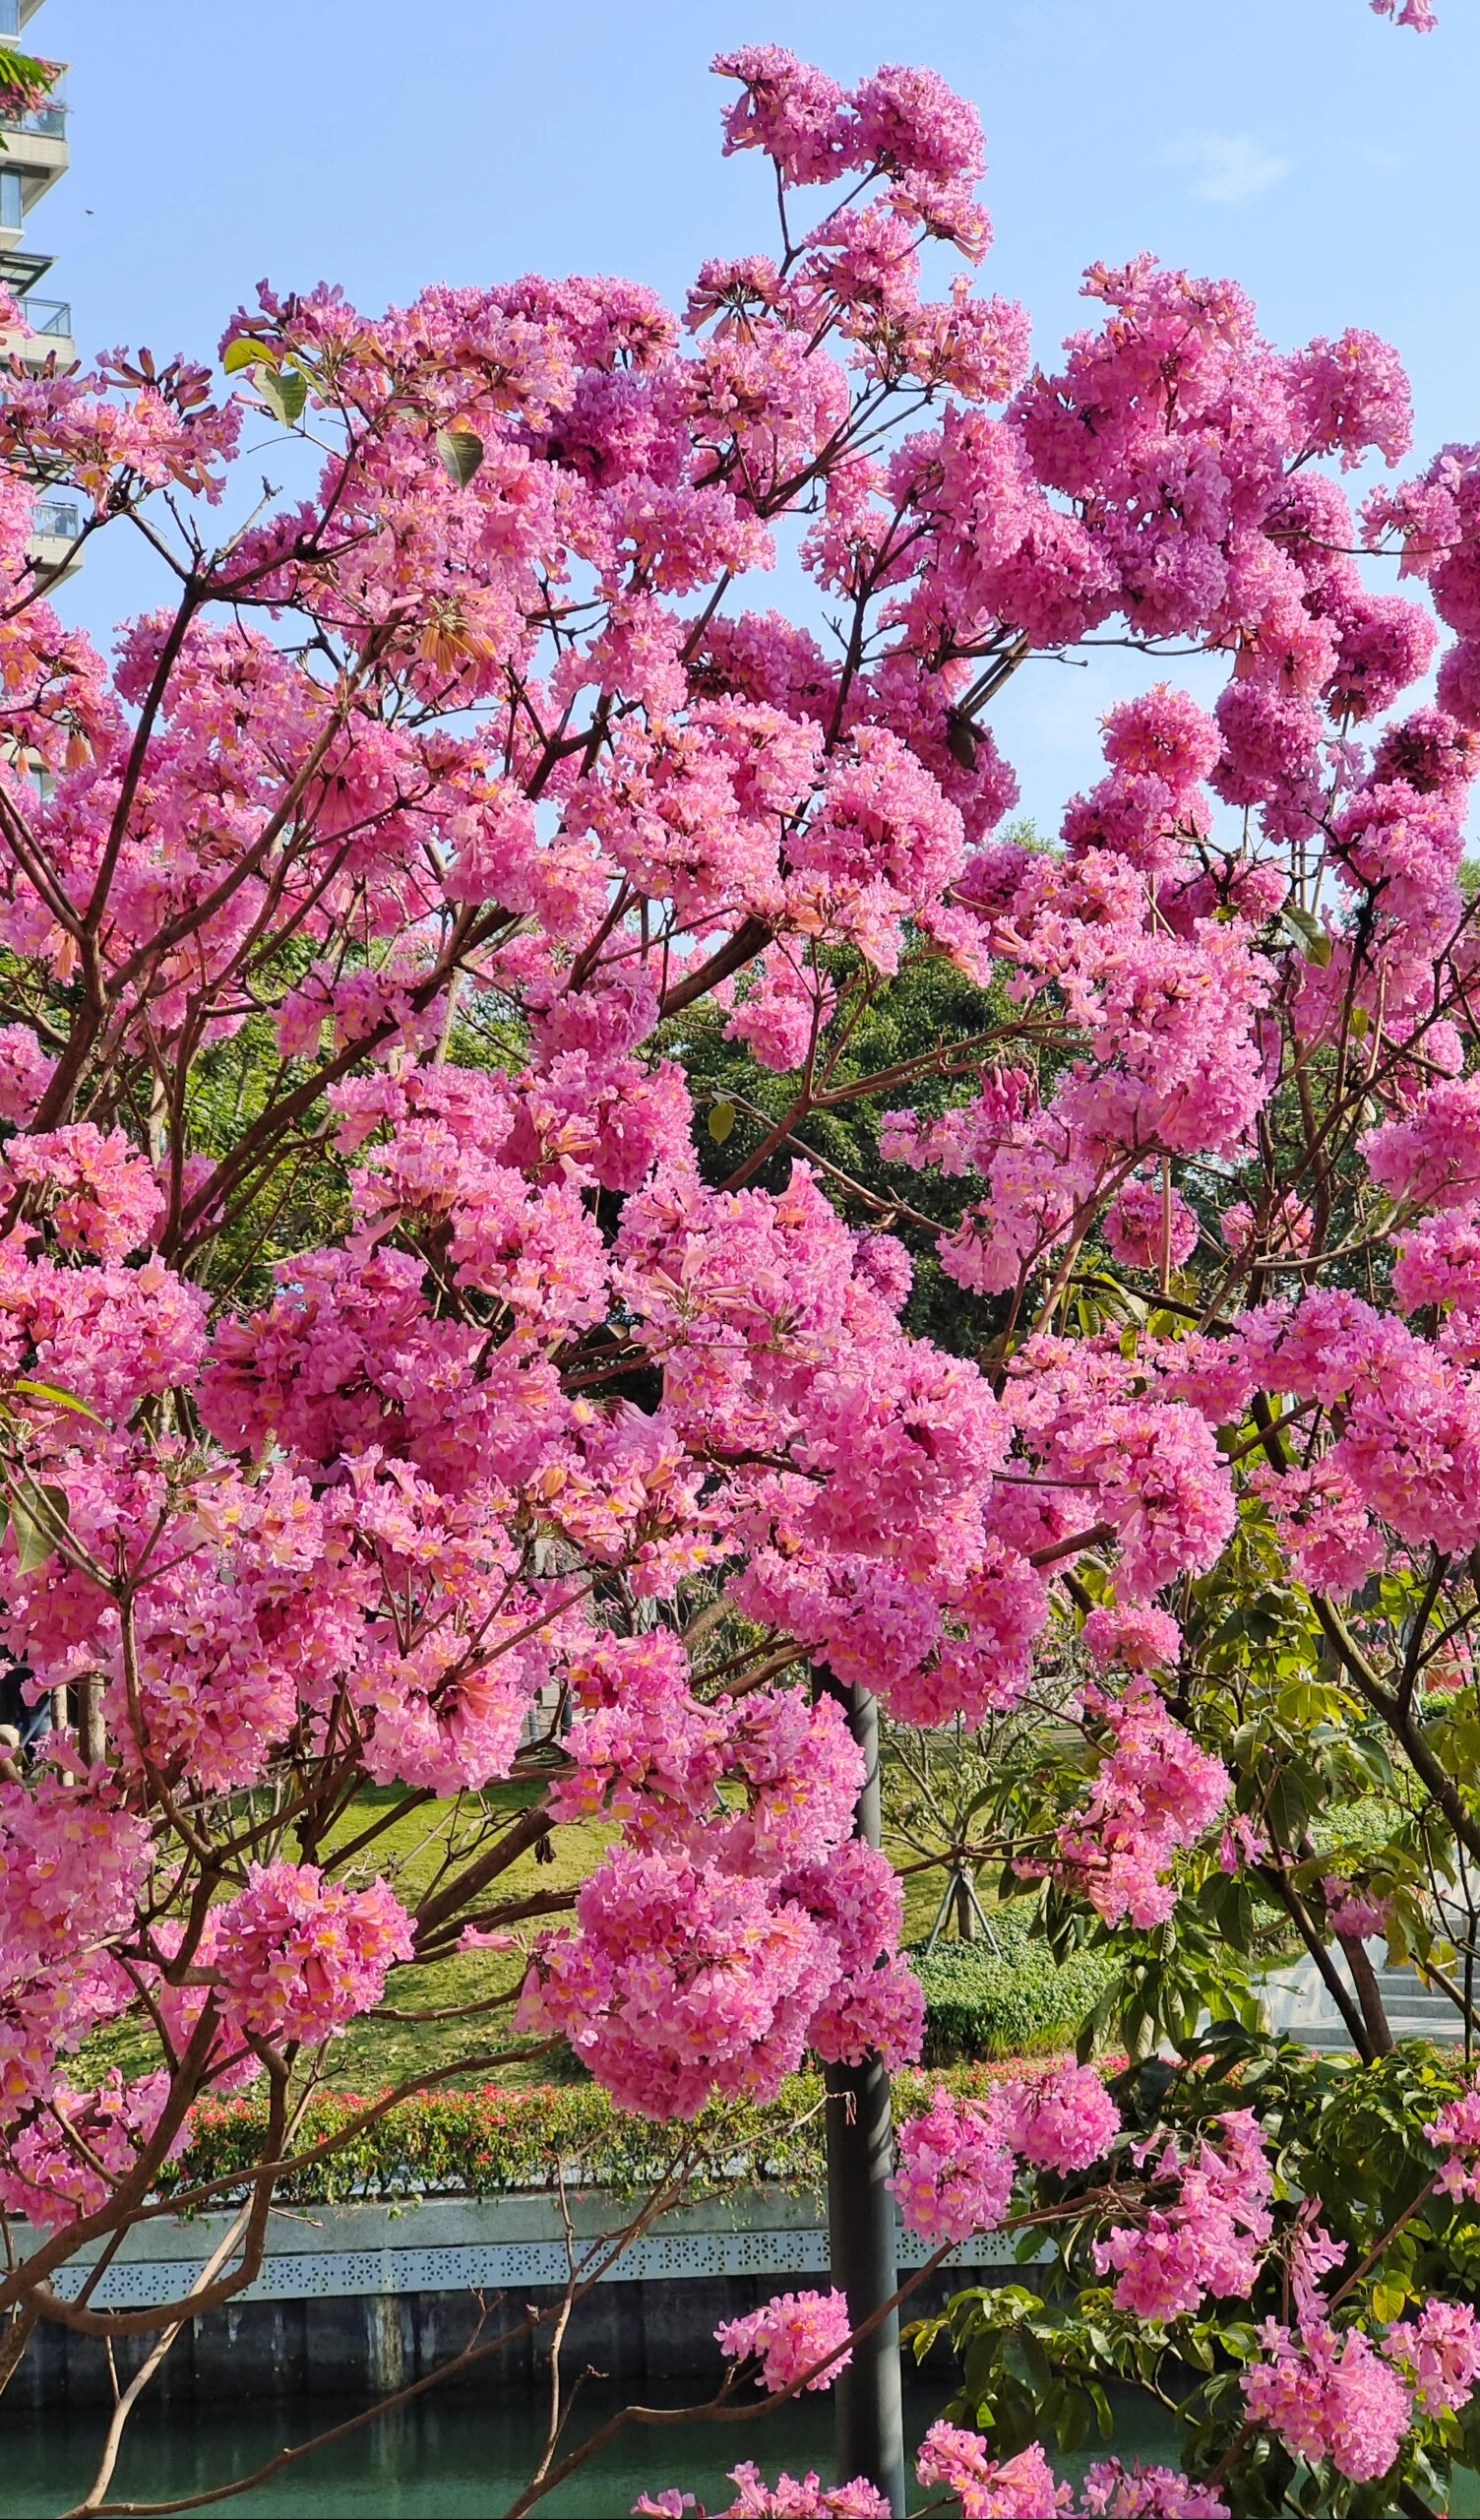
1372;2280;1408;2321
1057;2388;1090;2454
222;336;275;375
436;426;485;489
1282;902;1333;966
10;1479;67;1575
708;1100;736;1145
13;1378;102;1421
257;366;308;427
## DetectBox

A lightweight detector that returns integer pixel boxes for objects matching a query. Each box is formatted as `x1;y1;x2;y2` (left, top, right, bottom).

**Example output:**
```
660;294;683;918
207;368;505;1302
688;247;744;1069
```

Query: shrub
168;2062;1045;2210
914;1912;1116;2065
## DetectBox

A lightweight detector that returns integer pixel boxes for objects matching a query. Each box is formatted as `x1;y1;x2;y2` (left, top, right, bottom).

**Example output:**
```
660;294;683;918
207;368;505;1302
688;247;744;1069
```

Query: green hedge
914;1912;1116;2066
169;2062;1033;2211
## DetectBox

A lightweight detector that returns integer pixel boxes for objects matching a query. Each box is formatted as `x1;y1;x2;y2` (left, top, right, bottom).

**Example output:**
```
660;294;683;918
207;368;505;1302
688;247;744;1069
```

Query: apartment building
1;0;77;579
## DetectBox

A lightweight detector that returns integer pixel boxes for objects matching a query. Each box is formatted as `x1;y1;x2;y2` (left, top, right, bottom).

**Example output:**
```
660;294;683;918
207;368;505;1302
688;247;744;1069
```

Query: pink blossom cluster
205;1862;414;2049
916;2428;1071;2518
1322;1876;1388;1941
641;2443;1234;2520
1383;2299;1480;2416
714;50;988;253
1241;1277;1480;1559
1104;1176;1200;1276
713;2288;852;2391
1243;2321;1413;2483
891;2086;1016;2244
0;2067;184;2231
1079;2467;1229;2518
892;2063;1121;2244
1424;2073;1480;2196
993;2060;1124;2174
1371;2;1438;29
1094;2110;1273;2322
908;2432;1233;2519
521;1665;924;2115
1082;1606;1183;1677
0;1782;415;2226
0;1767;150;2127
1056;1683;1232;1929
636;2470;889;2519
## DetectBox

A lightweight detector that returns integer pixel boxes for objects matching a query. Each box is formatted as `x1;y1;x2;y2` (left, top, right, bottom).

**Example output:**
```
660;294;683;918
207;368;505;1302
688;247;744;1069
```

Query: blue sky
25;0;1480;831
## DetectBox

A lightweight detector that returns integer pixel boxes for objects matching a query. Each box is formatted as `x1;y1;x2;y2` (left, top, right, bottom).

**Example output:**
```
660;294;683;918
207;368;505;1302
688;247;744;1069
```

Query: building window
0;171;22;229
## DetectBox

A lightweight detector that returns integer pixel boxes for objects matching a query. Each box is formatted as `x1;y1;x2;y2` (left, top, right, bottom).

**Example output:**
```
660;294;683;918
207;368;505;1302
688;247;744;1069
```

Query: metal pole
824;1677;907;2516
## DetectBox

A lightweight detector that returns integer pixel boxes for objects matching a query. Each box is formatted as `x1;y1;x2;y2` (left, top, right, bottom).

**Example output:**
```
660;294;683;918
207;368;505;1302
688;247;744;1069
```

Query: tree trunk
77;1672;105;1766
1337;1931;1394;2056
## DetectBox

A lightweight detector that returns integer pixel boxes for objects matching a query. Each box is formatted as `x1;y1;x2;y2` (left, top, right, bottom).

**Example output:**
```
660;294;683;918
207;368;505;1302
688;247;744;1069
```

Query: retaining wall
4;2189;1025;2409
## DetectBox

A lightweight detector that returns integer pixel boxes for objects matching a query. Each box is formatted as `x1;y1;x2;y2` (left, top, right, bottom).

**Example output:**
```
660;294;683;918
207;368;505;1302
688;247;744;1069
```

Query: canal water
0;2380;1183;2517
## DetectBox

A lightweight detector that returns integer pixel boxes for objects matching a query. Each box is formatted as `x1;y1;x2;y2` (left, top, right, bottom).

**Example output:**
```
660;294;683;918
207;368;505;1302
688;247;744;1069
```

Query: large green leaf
8;1478;68;1575
14;1377;101;1421
257;366;308;427
436;426;484;489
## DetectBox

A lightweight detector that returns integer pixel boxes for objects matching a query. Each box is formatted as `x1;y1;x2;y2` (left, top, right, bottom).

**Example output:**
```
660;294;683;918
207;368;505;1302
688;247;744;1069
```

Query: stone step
1261;1944;1465;2050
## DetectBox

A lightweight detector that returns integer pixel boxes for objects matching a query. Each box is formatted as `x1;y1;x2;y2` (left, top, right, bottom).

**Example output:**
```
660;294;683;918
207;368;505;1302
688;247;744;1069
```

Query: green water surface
0;2379;1182;2518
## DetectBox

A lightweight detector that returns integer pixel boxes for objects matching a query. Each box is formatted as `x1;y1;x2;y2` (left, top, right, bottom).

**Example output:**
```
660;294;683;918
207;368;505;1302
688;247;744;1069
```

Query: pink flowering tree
3;15;1480;2516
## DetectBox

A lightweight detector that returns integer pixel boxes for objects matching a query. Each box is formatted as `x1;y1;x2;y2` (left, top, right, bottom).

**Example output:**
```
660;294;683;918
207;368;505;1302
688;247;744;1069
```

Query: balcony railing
31;498;79;540
0;100;65;137
18;292;67;334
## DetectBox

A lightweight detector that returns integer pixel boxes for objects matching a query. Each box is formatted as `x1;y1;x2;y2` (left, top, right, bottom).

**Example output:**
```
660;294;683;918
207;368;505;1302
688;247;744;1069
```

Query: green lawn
77;1786;611;2093
76;1770;1102;2097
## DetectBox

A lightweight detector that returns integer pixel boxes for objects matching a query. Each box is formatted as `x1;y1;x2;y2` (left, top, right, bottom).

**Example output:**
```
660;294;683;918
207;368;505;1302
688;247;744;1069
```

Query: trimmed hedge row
914;1912;1116;2065
171;2060;1032;2210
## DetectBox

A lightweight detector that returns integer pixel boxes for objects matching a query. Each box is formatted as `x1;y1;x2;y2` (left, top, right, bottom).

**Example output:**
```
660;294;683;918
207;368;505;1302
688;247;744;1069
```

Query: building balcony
0;110;68;190
1;291;72;364
0;1;49;32
0;53;69;214
27;495;82;584
6;99;65;138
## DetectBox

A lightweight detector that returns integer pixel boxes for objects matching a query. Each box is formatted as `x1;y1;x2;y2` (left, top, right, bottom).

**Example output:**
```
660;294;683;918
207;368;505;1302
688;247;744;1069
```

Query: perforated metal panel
46;2214;1025;2309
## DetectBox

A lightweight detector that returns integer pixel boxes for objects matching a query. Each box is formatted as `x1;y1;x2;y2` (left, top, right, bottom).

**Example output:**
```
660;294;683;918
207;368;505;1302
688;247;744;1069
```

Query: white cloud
1164;132;1292;208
